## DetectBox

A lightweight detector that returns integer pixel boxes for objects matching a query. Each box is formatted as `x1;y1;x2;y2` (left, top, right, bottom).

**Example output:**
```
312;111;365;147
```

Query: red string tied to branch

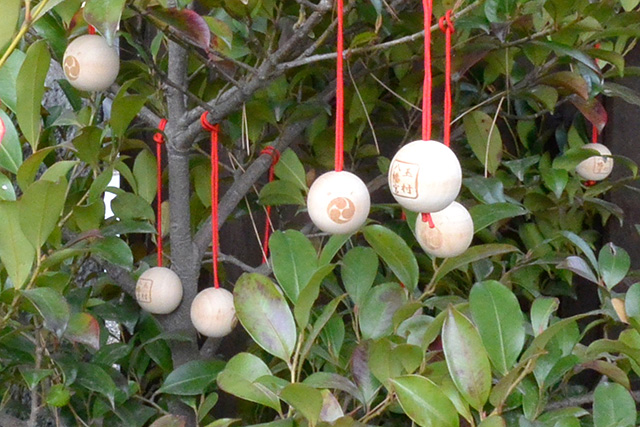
154;119;168;266
260;146;280;263
439;11;455;148
201;112;221;288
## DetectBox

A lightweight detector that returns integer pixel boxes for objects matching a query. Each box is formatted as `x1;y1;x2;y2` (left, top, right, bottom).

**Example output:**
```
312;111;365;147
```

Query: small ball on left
135;267;183;314
63;34;119;91
190;288;237;338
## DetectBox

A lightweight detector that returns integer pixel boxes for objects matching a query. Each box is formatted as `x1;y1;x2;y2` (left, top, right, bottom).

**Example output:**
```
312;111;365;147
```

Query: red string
153;119;168;267
260;146;280;263
88;25;96;35
421;212;435;228
592;42;601;144
439;11;454;148
334;0;345;172
201;113;220;288
422;0;433;141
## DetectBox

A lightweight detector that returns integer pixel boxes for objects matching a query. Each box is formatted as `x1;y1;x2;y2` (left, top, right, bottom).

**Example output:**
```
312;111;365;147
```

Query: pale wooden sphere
135;267;183;314
63;35;119;91
190;287;237;337
388;140;462;213
575;143;613;181
307;171;370;235
415;202;474;258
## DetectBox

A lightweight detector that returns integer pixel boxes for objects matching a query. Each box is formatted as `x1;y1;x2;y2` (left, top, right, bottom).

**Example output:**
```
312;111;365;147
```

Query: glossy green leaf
73;126;103;166
65;312;100;350
342;246;378;307
478;416;506;427
23;288;70;337
0;110;23;174
359;283;407;340
16;40;50;150
0;201;35;288
363;225;418;291
17;147;56;191
318;233;351;265
0;173;15;200
304;373;361;402
274;148;308;190
541;71;589;100
560;231;598;271
111;93;147;138
294;264;335;329
41;161;78;183
593;382;636;427
19;180;67;248
91;236;134;268
234;273;296;362
75;362;117;406
433;244;519;284
259;180;306;206
46;384;71;407
531;297;559;336
111;192;155;221
625;283;640;330
0;0;20;51
0;50;25;113
19;367;53;390
522;312;594;360
463;110;502;175
270;230;318;302
217;352;281;413
391;375;458;427
158;360;225;395
148;415;188;427
133;149;157;204
84;0;127;46
598;243;630;290
470;281;525;375
280;383;323;425
197;392;219;423
469;203;527;233
557;256;598;284
442;306;492;411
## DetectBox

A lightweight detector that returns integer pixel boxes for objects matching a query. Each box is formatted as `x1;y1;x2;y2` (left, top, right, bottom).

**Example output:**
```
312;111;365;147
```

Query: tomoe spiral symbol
327;197;356;224
64;56;80;81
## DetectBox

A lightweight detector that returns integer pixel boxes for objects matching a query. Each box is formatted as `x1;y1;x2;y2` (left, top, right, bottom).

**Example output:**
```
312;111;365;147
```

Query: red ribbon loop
200;111;218;133
153;118;168;144
261;146;281;166
438;10;455;33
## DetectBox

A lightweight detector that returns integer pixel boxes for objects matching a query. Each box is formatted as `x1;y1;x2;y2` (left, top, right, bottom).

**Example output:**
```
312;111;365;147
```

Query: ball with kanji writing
575;143;613;181
135;267;183;314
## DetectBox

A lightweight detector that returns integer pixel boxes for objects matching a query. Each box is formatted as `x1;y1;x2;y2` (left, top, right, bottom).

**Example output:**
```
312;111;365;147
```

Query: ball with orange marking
190;287;237;337
307;171;370;235
388;140;462;213
575;143;613;181
63;35;119;91
415;202;474;258
135;267;183;314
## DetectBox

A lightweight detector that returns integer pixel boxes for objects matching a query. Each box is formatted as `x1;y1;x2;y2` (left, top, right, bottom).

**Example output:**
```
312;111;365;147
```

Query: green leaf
234;273;296;362
470;281;525;375
19;180;67;248
294;264;335;329
433;244;519;284
259;180;306;206
41;161;78;183
158;360;225;395
280;383;323;426
217;352;281;414
391;375;459;427
17;147;56;191
274;149;308;191
91;236;134;268
531;297;559;336
593;382;636;427
0;110;23;174
442;306;492;411
552;147;599;171
0;50;25;113
46;384;71;407
463;110;502;175
75;362;117;406
541;71;589;100
363;225;418;291
522;312;595;360
0;173;15;200
83;0;127;46
318;233;351;265
65;312;100;350
557;256;598;284
478;416;506;427
111;92;147;138
541;167;568;198
111;192;155;221
16;40;50;150
22;288;70;337
560;231;598;271
73;126;103;166
359;283;407;340
304;373;361;402
598;243;630;290
535;41;600;74
149;415;188;427
0;0;20;51
147;7;210;51
625;283;640;330
342;247;378;307
0;201;35;288
270;230;318;302
19;367;53;390
133;150;158;204
469;203;527;233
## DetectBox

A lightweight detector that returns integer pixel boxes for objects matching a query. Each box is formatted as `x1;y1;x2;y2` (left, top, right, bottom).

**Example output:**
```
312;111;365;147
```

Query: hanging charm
306;0;371;235
136;119;184;315
190;113;237;338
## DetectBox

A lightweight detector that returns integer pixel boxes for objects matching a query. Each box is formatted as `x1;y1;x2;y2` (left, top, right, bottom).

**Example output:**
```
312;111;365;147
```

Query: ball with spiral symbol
63;35;119;91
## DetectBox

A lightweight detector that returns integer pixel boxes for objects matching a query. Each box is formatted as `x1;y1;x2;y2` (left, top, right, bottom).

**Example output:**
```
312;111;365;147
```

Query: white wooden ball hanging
190;287;237;337
135;267;183;314
415;201;474;258
63;35;120;91
575;143;613;181
388;140;462;213
307;171;370;235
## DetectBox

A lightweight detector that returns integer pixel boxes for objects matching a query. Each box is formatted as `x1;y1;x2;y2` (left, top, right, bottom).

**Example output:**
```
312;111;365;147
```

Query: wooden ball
415;202;473;258
388;140;461;213
190;288;237;337
63;35;119;91
307;171;370;235
135;267;183;314
575;143;613;181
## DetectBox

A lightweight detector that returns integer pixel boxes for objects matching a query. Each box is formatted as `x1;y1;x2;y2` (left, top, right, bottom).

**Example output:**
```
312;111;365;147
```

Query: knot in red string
261;146;281;166
200;112;218;133
438;10;455;34
153;118;168;144
422;212;436;228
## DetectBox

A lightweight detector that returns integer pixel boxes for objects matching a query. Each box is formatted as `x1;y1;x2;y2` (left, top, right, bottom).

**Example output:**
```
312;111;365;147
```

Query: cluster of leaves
1;0;640;426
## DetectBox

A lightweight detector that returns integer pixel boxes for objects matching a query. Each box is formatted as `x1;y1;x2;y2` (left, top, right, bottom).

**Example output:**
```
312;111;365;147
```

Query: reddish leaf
541;71;589;100
147;8;210;52
65;313;101;350
149;415;187;427
569;96;608;133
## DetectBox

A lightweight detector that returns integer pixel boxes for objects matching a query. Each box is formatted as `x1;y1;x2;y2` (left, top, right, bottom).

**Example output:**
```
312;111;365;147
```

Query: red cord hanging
334;0;345;172
422;0;433;141
153;119;168;267
260;146;280;263
439;11;454;148
88;25;96;35
201;112;220;288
